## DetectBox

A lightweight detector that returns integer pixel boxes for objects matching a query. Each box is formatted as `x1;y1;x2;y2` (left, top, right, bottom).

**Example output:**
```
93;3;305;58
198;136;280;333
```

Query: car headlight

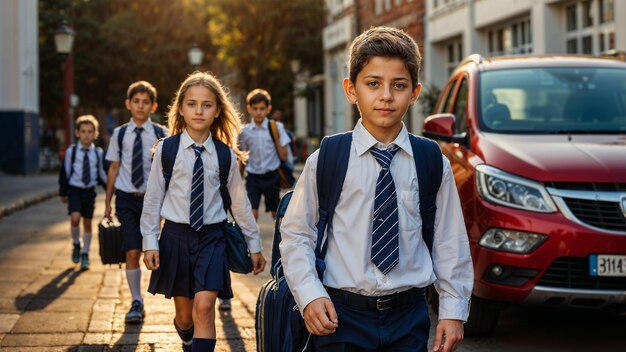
479;228;547;254
476;164;557;212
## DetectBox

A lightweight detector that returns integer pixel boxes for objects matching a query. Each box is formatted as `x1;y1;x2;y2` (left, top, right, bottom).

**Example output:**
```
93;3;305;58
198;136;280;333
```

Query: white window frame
444;38;463;77
564;0;615;55
487;17;532;57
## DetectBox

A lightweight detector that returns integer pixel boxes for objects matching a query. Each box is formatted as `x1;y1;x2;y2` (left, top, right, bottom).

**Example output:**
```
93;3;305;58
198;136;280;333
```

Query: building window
582;0;594;27
384;0;391;12
375;0;383;15
582;35;593;54
599;0;614;23
564;0;616;54
487;17;532;56
445;38;463;76
566;5;577;31
567;38;578;54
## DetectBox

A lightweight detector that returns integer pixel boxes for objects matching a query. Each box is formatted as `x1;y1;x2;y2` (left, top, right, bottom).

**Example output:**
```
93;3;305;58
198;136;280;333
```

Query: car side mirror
423;113;467;144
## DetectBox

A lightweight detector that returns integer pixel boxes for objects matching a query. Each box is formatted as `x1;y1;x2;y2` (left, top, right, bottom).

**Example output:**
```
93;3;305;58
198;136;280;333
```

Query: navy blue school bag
160;134;253;274
255;131;443;352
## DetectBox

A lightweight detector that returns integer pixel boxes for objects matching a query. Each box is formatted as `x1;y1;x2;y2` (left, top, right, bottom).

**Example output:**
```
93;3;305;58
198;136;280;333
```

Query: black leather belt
325;286;424;311
118;190;145;198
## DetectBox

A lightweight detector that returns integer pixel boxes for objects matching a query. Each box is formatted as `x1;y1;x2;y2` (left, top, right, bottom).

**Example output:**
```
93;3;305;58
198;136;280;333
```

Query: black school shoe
125;300;145;324
80;253;89;270
72;242;81;263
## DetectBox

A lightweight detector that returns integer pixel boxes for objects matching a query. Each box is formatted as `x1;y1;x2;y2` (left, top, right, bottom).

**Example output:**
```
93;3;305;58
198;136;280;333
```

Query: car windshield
479;66;626;134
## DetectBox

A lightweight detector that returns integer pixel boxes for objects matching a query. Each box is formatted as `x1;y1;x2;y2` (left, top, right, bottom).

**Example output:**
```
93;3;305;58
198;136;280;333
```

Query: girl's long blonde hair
167;71;247;162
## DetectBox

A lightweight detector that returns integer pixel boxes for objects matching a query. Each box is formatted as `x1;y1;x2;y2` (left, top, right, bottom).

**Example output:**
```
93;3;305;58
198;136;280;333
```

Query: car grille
537;257;626;290
563;197;626;232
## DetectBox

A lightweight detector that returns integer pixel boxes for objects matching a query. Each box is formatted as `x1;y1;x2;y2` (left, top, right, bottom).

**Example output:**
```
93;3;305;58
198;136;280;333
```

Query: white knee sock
71;226;80;244
82;232;92;254
125;268;142;303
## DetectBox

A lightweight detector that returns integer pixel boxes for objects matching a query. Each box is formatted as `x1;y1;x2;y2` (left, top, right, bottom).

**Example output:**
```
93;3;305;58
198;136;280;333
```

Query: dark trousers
115;190;144;252
315;288;430;352
245;170;280;212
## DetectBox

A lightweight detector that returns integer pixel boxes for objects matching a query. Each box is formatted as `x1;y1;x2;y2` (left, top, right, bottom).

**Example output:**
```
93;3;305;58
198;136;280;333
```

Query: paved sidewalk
0;176;261;351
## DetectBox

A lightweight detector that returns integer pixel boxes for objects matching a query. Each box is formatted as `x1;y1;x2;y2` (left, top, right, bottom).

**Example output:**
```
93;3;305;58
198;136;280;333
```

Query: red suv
423;55;626;335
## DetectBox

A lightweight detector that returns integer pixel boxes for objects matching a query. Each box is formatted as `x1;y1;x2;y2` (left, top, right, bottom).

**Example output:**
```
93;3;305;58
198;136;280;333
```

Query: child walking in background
141;72;266;352
104;81;168;324
59;114;107;271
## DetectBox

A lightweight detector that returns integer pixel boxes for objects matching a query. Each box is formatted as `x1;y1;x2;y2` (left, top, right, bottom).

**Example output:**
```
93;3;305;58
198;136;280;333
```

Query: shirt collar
129;119;152;132
352;119;412;157
181;129;214;154
251;118;269;130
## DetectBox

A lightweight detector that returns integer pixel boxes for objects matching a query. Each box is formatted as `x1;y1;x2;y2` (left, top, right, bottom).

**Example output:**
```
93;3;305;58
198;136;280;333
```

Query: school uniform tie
370;145;400;275
131;127;144;188
82;148;91;186
190;145;205;231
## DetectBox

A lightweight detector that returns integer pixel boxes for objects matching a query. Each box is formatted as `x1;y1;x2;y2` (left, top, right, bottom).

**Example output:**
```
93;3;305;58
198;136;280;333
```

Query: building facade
425;0;626;89
0;0;39;174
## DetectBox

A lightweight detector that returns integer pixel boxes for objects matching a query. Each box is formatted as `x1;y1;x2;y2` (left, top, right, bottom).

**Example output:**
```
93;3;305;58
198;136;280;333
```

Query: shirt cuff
292;280;329;317
142;234;159;251
246;238;262;254
438;294;471;322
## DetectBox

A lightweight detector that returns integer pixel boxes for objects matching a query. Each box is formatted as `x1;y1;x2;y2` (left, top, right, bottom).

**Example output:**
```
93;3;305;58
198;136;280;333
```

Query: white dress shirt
64;143;107;188
105;119;165;193
239;118;290;174
141;130;262;253
279;120;473;321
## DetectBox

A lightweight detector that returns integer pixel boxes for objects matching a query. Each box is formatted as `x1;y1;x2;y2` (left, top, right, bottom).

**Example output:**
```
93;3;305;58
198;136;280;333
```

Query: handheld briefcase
98;217;126;265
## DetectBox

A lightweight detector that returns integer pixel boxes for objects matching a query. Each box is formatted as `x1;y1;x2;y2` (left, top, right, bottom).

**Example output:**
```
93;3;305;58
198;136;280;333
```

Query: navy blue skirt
147;220;233;299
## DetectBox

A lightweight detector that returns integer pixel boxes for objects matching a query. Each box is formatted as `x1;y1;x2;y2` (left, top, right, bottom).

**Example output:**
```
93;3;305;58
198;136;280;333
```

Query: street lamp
54;20;76;149
188;44;203;70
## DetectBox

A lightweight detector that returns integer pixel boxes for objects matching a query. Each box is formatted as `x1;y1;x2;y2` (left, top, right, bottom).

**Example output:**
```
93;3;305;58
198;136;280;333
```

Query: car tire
465;296;499;336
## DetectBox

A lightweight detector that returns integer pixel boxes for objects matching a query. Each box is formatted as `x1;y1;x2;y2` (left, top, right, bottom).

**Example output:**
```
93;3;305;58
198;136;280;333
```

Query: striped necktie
82;148;91;186
190;145;205;231
370;145;400;275
131;127;144;188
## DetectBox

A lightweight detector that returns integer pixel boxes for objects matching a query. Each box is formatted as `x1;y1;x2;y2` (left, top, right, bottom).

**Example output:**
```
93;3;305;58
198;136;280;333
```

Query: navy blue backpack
255;132;443;352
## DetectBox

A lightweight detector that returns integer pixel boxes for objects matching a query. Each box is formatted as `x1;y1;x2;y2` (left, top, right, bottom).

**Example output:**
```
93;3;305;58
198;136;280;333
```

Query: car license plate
589;255;626;277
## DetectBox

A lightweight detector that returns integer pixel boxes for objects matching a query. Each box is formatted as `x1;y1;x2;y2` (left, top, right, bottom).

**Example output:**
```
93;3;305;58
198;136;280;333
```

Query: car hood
477;133;626;183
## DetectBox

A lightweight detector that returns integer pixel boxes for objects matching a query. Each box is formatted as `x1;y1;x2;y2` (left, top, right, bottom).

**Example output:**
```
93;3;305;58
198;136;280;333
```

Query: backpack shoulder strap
267;120;282;158
152;124;166;139
409;134;443;255
117;123;129;160
213;138;232;211
67;144;78;180
161;134;181;193
315;131;353;260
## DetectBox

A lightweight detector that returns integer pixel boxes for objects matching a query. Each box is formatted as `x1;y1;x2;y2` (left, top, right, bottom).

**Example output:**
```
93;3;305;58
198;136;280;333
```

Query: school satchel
98;217;126;265
255;131;443;352
268;120;295;188
161;134;252;274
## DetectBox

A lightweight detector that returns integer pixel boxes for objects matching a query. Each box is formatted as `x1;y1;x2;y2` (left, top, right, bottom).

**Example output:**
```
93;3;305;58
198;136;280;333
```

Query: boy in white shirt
279;27;473;352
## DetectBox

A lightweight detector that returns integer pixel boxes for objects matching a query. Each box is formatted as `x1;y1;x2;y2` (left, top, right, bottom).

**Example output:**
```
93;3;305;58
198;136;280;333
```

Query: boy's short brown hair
127;80;157;103
348;26;422;89
75;114;100;139
246;88;272;106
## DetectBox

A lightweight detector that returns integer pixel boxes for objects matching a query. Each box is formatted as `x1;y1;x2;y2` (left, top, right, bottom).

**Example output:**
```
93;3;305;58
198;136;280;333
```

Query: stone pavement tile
110;332;180;345
0;267;41;282
25;297;95;312
82;332;112;345
102;269;122;286
0;332;84;346
98;286;119;299
0;313;20;333
78;345;105;352
0;297;31;314
0;282;29;298
88;319;113;332
11;311;90;333
92;298;116;316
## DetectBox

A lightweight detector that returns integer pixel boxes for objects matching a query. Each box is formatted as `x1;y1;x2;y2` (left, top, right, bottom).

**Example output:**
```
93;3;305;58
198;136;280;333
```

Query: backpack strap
67;143;78;180
314;132;353;273
213;139;232;212
409;134;443;254
153;124;166;139
161;134;181;193
117;123;129;160
268;120;285;161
